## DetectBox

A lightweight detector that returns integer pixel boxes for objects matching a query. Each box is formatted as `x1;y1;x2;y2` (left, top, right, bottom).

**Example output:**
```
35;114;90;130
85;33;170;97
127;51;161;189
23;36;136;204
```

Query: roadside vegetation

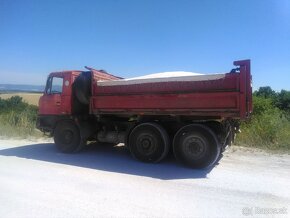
0;96;41;138
0;88;289;151
236;87;290;151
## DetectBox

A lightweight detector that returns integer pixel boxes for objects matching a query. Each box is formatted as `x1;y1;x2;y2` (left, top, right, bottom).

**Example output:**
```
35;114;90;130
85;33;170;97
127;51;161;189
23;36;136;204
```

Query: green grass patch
236;95;290;151
0;96;42;138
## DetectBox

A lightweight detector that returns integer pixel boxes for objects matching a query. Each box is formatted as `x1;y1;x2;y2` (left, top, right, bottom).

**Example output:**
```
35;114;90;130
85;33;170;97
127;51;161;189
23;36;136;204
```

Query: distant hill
0;84;45;93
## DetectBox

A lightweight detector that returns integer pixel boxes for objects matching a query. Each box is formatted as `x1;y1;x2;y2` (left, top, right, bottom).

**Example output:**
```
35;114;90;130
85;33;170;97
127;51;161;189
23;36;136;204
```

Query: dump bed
90;60;252;119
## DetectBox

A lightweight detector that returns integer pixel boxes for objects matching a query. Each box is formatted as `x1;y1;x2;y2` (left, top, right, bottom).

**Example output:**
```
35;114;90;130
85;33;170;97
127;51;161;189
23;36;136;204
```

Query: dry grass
0;93;42;106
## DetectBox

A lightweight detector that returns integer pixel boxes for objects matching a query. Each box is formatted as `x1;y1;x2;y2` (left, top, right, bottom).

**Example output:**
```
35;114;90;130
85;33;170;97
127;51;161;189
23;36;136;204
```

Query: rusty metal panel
91;92;240;117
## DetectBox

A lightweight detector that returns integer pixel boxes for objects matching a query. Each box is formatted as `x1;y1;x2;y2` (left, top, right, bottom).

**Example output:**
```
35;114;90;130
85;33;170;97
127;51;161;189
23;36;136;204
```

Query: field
0;94;41;138
0;93;42;106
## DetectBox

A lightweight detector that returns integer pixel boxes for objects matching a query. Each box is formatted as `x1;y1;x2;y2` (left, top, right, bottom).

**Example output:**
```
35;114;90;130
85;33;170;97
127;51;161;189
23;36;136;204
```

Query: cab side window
46;77;64;94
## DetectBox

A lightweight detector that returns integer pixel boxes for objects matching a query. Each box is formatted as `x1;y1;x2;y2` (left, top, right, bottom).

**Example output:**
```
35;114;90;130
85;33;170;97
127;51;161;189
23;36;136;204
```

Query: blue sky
0;0;289;90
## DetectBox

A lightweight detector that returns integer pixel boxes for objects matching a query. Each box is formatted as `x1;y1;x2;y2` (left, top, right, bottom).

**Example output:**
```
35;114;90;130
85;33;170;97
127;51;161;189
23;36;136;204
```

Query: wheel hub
137;134;156;155
141;139;151;149
184;136;207;159
62;130;73;144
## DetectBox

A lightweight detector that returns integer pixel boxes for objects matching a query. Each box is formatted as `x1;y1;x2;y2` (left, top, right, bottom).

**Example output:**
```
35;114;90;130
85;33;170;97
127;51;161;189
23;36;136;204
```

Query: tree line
254;86;290;113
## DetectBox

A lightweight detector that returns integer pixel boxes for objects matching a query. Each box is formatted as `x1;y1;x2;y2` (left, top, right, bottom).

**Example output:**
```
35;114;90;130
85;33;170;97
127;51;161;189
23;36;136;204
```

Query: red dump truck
37;60;252;168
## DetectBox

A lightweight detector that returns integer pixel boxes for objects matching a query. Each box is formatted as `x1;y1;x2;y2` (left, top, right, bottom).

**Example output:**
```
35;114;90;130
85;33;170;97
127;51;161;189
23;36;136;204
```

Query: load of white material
97;71;226;86
124;71;203;80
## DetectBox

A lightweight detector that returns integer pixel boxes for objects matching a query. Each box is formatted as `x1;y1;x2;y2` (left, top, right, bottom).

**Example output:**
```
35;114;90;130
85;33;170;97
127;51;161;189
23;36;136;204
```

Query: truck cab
37;71;81;133
37;68;121;134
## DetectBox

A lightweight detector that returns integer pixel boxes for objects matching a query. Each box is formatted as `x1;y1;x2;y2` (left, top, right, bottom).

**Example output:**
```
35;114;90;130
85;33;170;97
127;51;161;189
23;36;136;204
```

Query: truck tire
54;120;83;153
129;122;170;163
73;72;91;105
173;124;220;169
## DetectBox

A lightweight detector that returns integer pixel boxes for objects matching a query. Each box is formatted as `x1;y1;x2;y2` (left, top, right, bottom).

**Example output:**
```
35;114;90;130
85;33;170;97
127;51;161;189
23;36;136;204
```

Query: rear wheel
173;124;220;169
54;120;83;153
129;123;170;163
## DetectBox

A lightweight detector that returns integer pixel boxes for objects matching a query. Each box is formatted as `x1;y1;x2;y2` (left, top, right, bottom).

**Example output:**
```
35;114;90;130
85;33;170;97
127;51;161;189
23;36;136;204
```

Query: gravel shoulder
0;139;289;218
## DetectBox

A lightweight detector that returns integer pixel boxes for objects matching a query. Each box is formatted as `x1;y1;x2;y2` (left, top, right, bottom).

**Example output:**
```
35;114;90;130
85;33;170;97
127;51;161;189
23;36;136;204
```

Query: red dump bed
90;60;252;119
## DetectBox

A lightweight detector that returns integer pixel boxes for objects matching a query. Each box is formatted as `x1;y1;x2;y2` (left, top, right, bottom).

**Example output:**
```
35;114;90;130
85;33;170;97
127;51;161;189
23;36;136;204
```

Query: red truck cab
39;71;81;115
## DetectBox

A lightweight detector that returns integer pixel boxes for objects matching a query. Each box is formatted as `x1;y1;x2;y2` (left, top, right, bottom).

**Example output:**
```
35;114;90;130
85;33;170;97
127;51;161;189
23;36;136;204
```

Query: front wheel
54;120;83;153
173;124;220;169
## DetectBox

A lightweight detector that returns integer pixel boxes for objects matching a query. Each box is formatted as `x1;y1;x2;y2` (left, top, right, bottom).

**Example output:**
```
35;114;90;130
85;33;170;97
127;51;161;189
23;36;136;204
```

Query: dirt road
0;139;289;218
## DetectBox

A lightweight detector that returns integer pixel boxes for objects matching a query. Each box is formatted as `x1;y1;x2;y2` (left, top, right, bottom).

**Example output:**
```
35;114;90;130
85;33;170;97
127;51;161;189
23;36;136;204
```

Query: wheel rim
136;133;157;156
182;134;207;160
62;130;74;144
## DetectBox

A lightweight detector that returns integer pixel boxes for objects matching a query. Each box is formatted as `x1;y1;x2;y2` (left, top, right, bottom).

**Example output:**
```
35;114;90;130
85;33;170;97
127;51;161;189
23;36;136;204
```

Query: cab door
39;76;64;115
